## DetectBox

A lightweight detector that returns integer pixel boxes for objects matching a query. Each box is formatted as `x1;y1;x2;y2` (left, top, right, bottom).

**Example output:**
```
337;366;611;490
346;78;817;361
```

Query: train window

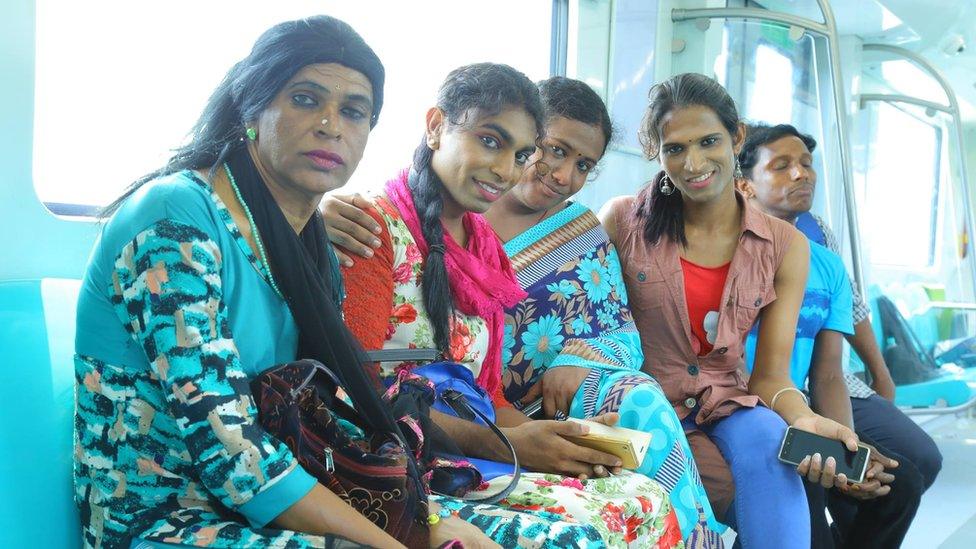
878;60;947;106
32;1;551;217
857;101;941;269
746;43;794;124
697;19;841;216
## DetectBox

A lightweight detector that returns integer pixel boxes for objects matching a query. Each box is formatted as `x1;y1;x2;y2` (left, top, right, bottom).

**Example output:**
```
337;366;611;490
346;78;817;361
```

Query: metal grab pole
818;0;868;299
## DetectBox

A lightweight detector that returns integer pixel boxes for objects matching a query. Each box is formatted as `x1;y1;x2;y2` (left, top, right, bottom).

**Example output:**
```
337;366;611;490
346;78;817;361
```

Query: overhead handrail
861;43;976;301
858;93;951;114
672;0;867;300
673;7;828;35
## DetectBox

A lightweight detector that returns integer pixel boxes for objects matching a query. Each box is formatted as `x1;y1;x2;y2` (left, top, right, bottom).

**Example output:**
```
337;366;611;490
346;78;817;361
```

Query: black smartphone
778;426;871;483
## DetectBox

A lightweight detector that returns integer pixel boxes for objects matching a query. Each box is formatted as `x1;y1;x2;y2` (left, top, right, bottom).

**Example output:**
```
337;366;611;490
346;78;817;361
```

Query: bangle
769;387;808;412
427;507;453;525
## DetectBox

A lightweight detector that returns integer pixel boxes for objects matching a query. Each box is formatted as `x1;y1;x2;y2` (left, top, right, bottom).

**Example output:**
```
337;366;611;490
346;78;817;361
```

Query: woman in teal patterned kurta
73;16;503;549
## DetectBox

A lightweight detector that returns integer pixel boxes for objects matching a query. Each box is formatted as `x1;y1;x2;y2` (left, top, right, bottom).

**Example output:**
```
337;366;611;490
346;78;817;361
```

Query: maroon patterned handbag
252;359;430;547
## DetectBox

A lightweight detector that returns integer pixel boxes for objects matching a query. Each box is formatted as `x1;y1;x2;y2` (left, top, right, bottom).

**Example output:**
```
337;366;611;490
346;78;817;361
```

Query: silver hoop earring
734;158;743;179
660;175;675;196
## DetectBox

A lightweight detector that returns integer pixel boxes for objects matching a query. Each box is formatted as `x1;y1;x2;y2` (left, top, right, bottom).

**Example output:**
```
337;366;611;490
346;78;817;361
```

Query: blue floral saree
502;202;728;544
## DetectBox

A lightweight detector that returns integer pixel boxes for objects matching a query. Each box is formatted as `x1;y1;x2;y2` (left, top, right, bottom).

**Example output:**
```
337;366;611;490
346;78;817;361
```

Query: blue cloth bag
410;362;523;481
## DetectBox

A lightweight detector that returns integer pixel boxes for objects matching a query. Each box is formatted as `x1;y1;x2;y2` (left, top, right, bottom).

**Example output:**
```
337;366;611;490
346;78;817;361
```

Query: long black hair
537;76;614;157
635;73;740;246
411;63;543;354
738;123;817;179
101;15;384;218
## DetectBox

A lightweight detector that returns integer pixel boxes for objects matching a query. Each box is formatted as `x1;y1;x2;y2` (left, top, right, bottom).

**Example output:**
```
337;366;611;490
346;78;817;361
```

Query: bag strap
366;348;442;363
363;350;521;504
439;389;521;505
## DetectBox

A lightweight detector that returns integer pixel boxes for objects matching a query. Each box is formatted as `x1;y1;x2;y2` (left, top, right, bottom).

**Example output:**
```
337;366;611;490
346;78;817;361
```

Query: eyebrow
551;137;598;164
482;123;514;145
662;132;723;149
287;80;374;110
768;152;813;163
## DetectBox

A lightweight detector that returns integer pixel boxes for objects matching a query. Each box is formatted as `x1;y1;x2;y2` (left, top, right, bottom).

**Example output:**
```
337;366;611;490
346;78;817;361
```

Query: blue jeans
684;406;809;549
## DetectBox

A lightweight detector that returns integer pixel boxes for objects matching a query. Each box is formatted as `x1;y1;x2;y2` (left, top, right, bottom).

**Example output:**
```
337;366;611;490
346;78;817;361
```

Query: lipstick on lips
686;170;715;190
305;150;344;170
474;178;504;203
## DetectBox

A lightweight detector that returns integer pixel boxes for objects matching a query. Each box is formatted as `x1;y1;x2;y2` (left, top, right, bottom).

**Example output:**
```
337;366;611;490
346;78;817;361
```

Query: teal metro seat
856;284;976;409
0;279;82;548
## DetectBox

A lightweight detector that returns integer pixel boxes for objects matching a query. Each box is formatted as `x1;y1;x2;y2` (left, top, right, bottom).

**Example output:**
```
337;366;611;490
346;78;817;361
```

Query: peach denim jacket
613;192;796;425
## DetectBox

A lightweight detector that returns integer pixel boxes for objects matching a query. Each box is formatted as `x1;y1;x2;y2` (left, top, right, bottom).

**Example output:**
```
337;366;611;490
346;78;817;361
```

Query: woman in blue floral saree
499;194;726;542
487;79;726;543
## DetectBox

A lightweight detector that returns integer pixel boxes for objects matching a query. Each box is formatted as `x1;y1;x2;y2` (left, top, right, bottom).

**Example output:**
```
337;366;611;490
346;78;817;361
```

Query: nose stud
321;118;328;126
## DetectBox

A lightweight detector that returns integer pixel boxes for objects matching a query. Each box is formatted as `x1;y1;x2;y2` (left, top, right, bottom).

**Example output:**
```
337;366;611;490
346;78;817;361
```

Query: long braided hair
410;63;543;353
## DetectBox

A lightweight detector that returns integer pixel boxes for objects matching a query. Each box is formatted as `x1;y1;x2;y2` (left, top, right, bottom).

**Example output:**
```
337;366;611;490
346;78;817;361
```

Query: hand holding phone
836;444;899;500
778;426;871;485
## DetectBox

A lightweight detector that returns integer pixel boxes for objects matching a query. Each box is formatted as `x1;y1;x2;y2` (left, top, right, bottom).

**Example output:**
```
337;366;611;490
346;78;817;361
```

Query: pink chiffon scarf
384;169;526;396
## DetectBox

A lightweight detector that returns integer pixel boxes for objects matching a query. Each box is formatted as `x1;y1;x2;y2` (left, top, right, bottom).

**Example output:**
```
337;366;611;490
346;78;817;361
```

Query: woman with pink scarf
340;63;684;548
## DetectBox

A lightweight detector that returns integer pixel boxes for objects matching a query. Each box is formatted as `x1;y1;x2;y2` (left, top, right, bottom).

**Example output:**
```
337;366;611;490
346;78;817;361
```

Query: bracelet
769;387;809;412
427;507;454;525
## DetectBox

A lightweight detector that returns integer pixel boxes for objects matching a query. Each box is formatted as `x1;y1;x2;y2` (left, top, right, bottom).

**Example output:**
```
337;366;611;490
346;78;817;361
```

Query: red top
680;258;731;356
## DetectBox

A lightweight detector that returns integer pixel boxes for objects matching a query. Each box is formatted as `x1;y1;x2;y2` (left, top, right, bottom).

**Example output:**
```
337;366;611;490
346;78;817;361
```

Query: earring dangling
734;158;743;179
245;127;257;141
660;174;675;196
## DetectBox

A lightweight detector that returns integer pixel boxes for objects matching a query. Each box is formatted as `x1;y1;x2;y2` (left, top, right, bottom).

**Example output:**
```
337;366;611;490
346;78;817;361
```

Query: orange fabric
340;205;394;352
491;379;513;409
339;203;512;411
680;258;731;357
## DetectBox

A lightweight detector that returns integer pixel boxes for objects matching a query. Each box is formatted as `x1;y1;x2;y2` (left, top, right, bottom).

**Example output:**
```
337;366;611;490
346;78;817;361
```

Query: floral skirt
570;369;727;546
125;472;681;549
441;471;684;548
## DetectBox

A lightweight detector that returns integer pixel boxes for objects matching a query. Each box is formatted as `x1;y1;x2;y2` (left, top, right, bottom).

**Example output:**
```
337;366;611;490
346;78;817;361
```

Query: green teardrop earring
245;127;257;141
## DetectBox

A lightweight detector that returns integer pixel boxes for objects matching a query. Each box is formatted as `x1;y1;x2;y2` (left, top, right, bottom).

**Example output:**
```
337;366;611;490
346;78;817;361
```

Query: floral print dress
341;195;684;548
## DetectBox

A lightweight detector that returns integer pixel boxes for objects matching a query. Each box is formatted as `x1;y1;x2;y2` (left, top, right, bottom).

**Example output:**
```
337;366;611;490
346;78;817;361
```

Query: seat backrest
0;279;81;548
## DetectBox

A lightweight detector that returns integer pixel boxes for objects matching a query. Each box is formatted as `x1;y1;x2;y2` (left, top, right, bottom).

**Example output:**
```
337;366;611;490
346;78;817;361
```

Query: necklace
223;162;286;301
536;205;554;224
